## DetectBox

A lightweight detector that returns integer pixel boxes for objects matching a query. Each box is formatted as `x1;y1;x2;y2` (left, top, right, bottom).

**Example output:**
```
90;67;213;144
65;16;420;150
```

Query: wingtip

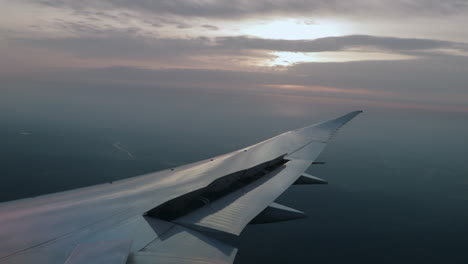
295;110;363;140
333;110;363;123
350;110;364;115
342;110;363;120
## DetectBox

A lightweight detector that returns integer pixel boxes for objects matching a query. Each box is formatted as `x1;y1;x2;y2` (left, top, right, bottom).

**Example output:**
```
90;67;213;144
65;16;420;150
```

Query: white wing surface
0;111;362;264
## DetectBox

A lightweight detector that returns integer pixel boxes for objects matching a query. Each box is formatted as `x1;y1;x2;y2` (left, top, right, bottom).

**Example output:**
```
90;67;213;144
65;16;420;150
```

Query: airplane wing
0;111;362;264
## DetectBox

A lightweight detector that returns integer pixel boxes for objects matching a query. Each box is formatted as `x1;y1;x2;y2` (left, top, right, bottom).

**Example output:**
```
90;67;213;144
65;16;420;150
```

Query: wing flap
129;224;237;264
174;159;311;235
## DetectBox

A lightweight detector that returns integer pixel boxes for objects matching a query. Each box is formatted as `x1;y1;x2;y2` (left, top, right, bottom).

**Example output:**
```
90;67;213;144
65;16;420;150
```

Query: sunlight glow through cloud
265;84;395;97
268;52;316;66
242;19;349;40
265;51;416;66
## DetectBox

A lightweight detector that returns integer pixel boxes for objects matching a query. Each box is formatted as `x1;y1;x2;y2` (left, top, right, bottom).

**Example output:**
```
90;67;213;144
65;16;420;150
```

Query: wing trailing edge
250;202;305;224
129;222;237;264
293;173;328;185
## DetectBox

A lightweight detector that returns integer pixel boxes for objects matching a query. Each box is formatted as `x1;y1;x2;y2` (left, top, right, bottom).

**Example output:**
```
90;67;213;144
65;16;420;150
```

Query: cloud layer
13;33;468;63
1;0;467;112
36;0;468;18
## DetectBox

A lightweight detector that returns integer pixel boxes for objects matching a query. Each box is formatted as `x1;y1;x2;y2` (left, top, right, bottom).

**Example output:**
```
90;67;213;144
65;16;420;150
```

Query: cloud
216;35;467;53
13;33;468;64
288;56;468;95
6;31;274;71
50;18;141;35
13;34;215;60
5;53;467;108
34;0;468;19
201;24;219;31
3;1;468;115
176;24;193;29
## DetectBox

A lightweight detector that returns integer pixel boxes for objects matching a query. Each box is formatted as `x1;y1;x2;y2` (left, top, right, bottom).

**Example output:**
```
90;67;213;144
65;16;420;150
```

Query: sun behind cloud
241;19;349;40
267;52;316;66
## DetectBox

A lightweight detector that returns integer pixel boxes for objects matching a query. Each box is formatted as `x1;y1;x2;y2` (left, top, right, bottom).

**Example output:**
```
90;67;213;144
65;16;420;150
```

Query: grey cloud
5;55;467;106
35;0;468;18
12;33;270;64
34;0;346;18
288;57;468;94
177;24;193;29
68;10;134;24
201;25;219;31
15;32;468;61
51;19;128;35
16;35;213;60
216;35;465;53
63;8;197;31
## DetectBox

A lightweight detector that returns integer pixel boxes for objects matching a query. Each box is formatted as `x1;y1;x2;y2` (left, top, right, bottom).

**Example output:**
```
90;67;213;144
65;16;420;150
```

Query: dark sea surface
1;85;468;263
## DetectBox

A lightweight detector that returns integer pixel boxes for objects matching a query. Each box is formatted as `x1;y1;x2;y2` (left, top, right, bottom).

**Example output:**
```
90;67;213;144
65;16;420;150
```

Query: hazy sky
1;0;468;111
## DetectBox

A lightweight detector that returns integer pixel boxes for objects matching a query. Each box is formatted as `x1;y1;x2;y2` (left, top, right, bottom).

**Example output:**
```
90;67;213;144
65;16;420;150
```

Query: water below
1;85;468;263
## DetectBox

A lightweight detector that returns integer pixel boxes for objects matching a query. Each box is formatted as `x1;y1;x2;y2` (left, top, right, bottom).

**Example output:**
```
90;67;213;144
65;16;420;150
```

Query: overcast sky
1;0;468;111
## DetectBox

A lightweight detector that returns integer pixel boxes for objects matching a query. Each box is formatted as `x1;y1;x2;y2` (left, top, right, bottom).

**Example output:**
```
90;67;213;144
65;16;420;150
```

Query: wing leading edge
0;111;362;264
